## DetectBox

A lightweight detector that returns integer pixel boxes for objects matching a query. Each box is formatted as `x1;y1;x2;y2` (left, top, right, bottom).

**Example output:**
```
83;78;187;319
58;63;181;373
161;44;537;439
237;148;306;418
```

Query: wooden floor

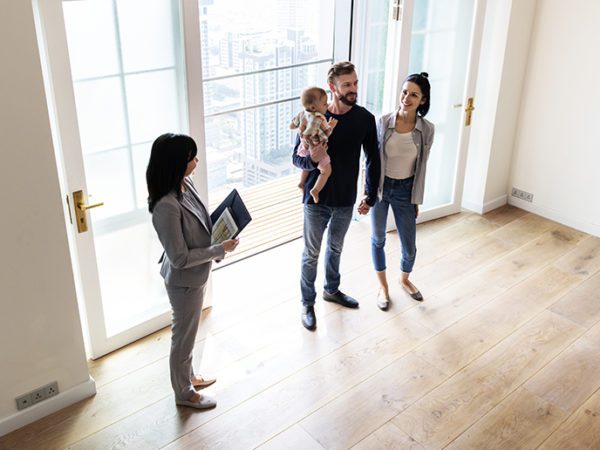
3;205;600;450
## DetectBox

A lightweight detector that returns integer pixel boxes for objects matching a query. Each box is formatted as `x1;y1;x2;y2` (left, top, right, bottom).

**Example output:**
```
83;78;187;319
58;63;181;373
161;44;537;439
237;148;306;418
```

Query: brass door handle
73;190;104;233
464;97;475;126
78;201;104;211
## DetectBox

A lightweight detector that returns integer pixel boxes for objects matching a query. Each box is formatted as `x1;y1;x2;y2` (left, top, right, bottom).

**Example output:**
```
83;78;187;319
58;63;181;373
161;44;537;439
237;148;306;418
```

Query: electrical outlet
15;381;59;410
511;187;534;202
44;381;59;398
16;393;32;411
31;388;46;405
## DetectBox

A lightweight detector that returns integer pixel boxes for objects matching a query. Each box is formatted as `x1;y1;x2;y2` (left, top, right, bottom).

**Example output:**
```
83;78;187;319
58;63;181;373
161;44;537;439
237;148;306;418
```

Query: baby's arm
289;117;300;130
321;116;338;137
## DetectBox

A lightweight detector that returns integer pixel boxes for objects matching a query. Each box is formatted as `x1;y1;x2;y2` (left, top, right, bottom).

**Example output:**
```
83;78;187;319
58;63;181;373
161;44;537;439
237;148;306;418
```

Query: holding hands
357;196;371;215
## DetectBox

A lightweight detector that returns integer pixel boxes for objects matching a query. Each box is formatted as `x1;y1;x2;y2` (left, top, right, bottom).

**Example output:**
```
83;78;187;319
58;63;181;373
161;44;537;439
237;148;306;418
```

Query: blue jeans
371;176;417;273
301;204;353;306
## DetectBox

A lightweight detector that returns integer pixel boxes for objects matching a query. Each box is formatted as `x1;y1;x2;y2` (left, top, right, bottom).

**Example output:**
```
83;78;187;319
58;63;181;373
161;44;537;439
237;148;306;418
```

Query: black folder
210;189;252;239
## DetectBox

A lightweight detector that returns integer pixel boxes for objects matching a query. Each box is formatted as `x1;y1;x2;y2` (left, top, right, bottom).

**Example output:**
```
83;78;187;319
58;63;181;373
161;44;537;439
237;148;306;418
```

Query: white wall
509;0;600;236
463;0;537;213
0;1;94;436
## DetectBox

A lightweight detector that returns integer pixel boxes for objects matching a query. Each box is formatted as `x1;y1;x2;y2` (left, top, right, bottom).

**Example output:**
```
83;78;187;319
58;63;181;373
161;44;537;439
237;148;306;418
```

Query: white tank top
384;130;417;179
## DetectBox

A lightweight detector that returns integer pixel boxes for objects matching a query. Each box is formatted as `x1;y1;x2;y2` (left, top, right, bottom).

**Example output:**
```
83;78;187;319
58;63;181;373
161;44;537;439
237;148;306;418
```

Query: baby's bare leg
298;170;309;190
309;163;332;204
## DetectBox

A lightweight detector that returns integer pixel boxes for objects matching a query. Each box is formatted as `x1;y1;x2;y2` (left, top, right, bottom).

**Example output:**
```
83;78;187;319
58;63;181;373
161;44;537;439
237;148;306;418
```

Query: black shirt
292;104;380;207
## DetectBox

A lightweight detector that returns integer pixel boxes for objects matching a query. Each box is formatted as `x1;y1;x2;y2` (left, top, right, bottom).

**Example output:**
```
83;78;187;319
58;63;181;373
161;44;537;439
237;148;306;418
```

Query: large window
62;0;187;233
198;0;335;201
51;0;350;346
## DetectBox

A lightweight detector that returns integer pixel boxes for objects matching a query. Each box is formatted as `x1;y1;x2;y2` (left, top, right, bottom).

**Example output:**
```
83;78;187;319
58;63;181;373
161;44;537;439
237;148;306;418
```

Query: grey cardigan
152;178;225;288
377;110;435;204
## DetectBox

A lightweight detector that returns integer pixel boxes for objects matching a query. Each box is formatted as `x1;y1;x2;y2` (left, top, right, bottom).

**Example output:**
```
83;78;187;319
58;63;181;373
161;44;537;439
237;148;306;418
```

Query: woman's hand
415;204;419;219
357;196;371;215
222;239;239;253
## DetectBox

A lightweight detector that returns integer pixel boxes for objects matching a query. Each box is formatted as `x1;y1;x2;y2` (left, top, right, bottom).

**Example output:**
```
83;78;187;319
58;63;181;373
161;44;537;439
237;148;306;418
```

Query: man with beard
292;61;380;331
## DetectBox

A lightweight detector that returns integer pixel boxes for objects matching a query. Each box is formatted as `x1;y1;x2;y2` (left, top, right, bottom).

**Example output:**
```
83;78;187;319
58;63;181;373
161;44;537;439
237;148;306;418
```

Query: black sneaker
323;290;359;308
301;305;316;330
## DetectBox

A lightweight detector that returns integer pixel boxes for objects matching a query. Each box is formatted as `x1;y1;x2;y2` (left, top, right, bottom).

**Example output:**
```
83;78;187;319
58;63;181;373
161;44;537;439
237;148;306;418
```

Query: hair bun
420;72;429;79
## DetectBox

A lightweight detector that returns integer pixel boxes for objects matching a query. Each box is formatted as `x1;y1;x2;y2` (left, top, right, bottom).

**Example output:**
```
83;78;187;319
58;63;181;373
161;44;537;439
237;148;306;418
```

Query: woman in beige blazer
147;133;238;409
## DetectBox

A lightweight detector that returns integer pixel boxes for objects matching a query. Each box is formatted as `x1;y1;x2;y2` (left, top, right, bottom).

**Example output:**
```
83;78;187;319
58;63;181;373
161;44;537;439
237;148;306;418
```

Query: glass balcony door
38;0;189;358
356;0;486;223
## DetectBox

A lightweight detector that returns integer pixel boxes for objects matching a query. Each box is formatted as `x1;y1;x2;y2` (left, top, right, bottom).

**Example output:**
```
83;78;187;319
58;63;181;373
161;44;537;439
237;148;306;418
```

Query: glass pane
408;0;475;209
125;69;181;143
116;0;177;72
84;148;135;220
95;221;169;337
360;0;392;117
63;0;119;80
204;62;330;115
205;99;300;199
200;0;333;259
73;77;128;154
200;0;334;78
132;143;151;210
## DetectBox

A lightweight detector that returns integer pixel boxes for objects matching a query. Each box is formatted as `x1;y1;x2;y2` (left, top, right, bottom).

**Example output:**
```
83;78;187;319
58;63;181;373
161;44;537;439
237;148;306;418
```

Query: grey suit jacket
152;178;225;288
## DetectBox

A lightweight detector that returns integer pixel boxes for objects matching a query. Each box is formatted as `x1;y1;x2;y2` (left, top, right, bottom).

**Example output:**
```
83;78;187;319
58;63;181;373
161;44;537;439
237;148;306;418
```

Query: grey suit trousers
165;282;205;401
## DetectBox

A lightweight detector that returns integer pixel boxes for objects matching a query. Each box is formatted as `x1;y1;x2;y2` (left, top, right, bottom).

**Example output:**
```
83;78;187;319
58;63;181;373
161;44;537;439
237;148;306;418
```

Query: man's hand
309;142;328;164
357;197;371;215
415;204;419;219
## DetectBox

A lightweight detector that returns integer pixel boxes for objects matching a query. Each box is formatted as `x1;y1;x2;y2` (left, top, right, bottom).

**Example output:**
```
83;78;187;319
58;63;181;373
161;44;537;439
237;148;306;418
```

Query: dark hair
301;86;327;111
404;72;431;117
146;133;197;213
327;61;356;84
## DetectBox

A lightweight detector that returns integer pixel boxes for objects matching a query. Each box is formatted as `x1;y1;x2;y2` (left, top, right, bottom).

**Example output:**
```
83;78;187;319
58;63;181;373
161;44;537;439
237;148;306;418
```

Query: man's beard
336;91;357;106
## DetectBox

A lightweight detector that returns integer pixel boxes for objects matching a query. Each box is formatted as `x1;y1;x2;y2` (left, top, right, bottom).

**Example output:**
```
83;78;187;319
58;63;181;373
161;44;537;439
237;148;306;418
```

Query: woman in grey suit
147;133;238;409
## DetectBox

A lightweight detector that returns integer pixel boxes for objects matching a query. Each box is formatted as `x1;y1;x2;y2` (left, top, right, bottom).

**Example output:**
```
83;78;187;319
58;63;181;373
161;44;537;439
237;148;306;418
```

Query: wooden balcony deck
210;174;304;266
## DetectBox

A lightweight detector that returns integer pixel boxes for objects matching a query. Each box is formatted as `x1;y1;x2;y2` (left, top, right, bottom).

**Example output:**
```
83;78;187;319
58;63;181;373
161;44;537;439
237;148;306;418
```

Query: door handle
464;97;475;126
73;190;104;233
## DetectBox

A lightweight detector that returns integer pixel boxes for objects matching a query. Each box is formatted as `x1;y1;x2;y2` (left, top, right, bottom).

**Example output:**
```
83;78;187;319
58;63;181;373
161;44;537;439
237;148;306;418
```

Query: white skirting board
462;194;508;215
0;377;96;437
508;197;600;238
